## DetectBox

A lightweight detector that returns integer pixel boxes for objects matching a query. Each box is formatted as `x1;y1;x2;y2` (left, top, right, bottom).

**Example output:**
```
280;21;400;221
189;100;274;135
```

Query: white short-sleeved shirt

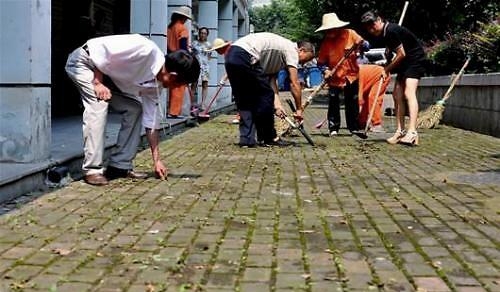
86;34;164;98
232;32;299;75
141;93;163;130
86;34;165;129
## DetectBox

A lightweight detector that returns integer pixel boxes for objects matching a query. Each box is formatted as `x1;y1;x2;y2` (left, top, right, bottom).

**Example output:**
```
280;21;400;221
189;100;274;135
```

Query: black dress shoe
84;174;109;186
106;166;148;180
238;143;256;148
167;114;185;119
350;130;368;139
260;138;294;147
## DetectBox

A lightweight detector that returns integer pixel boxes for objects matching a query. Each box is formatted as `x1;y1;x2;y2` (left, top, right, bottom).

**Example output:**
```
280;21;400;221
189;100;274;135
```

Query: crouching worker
358;64;391;132
65;34;200;185
224;32;315;147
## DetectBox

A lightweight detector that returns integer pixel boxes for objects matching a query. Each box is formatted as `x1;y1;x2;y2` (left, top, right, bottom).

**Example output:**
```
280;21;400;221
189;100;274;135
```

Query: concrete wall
418;73;500;137
0;0;249;163
198;0;223;109
0;0;52;162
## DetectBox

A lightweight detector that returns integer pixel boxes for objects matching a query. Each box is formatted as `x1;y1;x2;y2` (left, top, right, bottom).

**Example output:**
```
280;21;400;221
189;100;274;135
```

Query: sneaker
329;130;338;137
370;125;385;133
231;118;240;124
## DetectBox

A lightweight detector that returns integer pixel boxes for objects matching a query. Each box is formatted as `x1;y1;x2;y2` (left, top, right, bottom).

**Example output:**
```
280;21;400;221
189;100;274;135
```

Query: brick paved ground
0;96;499;292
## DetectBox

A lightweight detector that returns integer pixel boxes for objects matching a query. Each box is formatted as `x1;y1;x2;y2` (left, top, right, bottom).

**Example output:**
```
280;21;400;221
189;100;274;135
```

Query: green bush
426;22;500;75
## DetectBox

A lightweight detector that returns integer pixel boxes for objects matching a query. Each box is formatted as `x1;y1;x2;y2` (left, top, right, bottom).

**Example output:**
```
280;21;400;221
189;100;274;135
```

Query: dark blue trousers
328;80;360;132
225;46;276;144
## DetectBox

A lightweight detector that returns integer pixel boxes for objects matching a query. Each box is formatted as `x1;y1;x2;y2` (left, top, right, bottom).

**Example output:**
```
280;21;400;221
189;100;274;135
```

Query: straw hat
315;13;349;32
172;6;192;19
208;38;231;51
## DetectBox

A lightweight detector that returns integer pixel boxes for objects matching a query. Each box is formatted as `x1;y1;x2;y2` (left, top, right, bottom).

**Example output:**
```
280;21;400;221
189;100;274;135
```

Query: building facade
0;0;249;163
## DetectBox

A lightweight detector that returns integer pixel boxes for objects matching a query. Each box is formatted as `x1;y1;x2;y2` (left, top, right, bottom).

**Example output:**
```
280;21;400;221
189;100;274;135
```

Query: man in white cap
316;12;366;137
224;32;315;147
210;38;231;55
207;38;236;122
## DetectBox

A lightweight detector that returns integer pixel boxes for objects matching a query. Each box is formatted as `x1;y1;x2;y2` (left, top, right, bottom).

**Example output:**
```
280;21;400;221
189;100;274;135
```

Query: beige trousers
65;47;142;175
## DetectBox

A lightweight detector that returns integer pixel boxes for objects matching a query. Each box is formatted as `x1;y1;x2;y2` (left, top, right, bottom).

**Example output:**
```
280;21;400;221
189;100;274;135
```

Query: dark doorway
51;0;130;117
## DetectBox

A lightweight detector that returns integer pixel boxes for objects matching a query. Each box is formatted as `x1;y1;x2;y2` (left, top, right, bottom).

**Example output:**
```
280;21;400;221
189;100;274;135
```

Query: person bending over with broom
357;64;391;132
361;11;426;146
206;38;234;123
223;32;315;147
210;38;289;132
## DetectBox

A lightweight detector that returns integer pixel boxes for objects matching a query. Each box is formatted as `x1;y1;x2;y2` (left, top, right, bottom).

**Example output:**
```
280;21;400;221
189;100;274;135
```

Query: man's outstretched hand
293;109;303;123
275;107;286;119
155;161;168;180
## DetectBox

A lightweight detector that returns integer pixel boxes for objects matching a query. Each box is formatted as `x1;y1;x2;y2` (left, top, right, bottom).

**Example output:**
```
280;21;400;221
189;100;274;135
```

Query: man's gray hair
297;41;315;56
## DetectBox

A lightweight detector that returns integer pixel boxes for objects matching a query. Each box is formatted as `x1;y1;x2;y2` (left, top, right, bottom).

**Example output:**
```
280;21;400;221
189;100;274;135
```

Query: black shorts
395;60;426;81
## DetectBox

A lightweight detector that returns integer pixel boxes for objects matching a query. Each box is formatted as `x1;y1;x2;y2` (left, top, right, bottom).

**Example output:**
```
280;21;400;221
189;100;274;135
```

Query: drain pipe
148;0;152;38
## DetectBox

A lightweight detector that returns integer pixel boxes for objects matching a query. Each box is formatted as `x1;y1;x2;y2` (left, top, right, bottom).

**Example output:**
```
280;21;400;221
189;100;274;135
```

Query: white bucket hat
172;6;192;20
207;38;231;51
315;13;349;32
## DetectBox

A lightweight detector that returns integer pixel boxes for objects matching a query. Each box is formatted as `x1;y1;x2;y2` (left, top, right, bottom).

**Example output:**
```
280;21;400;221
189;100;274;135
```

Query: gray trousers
65;47;142;175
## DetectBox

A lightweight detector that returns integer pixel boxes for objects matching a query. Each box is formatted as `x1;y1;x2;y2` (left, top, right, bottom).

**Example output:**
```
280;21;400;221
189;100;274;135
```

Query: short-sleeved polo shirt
86;34;164;97
232;32;299;75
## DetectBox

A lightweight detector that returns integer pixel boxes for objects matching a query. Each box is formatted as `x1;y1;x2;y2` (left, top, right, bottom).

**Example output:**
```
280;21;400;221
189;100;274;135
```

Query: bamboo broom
417;57;470;129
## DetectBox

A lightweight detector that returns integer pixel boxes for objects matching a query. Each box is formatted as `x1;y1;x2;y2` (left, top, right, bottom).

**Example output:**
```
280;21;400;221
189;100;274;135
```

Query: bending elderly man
65;34;200;185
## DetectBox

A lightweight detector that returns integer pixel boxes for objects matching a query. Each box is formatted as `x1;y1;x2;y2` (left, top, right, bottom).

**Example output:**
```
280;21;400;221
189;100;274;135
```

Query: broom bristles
275;116;293;137
417;103;445;129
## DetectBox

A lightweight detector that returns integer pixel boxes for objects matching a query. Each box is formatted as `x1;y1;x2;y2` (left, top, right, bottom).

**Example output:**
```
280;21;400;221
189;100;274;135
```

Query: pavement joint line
199;146;257;288
290;150;313;292
405;153;498;228
365;147;497;290
314;152;352;290
270;191;281;292
387;148;500;235
135;141;238;288
353;164;457;290
0;98;499;291
237;150;269;290
0;181;152;281
324;148;412;291
305;147;385;290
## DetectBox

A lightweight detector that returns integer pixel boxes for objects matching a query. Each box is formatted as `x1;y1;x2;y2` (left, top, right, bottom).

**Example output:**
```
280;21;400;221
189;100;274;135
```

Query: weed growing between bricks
320;148;402;290
354;138;498;291
381;154;499;290
304;148;385;290
290;152;313;291
0;111;499;291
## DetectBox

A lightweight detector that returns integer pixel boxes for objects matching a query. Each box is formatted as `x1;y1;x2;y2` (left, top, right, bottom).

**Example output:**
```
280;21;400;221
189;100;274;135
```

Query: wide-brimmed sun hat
172;6;192;19
207;38;231;51
315;13;349;32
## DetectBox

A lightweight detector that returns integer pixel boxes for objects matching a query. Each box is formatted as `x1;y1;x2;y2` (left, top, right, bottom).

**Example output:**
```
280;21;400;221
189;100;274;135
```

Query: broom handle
364;76;385;133
302;42;360;110
201;81;224;115
398;2;409;25
440;57;470;103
